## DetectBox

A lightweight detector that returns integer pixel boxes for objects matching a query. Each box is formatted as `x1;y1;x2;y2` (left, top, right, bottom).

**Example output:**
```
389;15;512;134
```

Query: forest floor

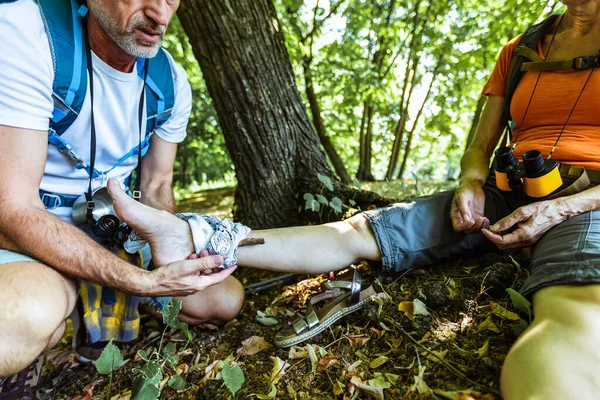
39;182;531;400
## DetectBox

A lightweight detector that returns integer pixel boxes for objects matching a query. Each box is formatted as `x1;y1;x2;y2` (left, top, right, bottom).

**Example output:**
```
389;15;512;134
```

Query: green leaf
141;362;163;385
161;299;182;328
172;320;195;341
317;173;334;191
303;193;320;212
352;177;361;189
349;199;357;207
93;339;123;375
316;194;329;205
307;344;318;373
138;349;149;362
509;255;522;272
329;197;343;214
256;314;279;326
168;375;187;391
163;342;177;358
222;363;245;397
132;377;160;400
506;288;532;315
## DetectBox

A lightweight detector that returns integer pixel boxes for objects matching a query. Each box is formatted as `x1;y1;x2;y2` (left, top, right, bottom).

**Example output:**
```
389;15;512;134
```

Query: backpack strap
38;0;89;136
504;13;561;123
143;48;175;136
521;55;600;72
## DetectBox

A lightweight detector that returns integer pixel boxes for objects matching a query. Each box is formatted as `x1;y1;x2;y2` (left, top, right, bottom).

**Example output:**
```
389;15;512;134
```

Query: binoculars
493;147;562;198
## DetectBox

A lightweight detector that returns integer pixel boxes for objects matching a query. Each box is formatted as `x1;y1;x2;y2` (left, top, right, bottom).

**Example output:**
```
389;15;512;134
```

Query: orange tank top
482;35;600;170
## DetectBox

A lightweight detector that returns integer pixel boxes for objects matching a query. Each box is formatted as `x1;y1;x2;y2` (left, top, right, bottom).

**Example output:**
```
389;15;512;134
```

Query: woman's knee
501;285;600;399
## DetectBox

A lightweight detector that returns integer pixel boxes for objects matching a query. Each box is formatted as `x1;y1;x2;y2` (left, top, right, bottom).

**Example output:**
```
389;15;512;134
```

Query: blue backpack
32;0;175;208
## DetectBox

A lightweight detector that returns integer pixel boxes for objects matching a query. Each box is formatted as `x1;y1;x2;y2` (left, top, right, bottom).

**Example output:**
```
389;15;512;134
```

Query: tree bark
178;0;386;227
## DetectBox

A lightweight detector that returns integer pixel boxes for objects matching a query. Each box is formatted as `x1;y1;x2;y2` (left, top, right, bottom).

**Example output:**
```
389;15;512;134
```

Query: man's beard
88;2;165;59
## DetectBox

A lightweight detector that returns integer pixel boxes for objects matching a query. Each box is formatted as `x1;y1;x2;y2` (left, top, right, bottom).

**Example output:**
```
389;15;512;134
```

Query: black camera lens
494;146;519;171
522;150;545;177
92;215;120;237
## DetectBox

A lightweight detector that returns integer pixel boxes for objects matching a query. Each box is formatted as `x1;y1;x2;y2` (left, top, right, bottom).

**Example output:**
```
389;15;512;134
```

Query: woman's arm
451;95;505;233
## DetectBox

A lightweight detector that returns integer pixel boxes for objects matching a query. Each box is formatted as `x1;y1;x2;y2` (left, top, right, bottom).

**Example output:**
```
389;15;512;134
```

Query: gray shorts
364;177;600;297
0;245;171;308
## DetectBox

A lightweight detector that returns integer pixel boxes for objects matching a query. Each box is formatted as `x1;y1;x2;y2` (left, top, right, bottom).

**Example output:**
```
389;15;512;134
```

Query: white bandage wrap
207;218;251;268
124;213;250;268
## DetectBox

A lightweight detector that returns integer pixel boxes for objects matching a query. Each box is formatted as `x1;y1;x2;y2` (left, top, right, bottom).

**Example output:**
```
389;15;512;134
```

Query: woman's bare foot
107;179;194;266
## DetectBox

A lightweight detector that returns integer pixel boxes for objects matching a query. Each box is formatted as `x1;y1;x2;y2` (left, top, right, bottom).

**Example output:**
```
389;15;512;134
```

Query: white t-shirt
0;0;192;223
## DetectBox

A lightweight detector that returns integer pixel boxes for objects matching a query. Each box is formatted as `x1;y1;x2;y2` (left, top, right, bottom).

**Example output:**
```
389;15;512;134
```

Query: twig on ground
388;318;502;396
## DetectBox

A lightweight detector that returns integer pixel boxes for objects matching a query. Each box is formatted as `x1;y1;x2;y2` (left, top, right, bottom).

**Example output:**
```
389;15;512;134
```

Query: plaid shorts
364;177;600;297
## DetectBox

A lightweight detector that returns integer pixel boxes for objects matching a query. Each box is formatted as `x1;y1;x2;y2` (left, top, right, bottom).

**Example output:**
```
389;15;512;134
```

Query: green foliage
222;363;245;396
93;339;123;375
130;300;195;400
506;288;532;322
172;0;560;189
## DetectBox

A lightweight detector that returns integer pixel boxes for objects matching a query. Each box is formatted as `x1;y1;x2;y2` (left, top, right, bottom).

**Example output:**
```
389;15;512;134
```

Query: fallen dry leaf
333;380;345;396
490;303;520;321
409;365;430;395
369;355;389;369
237;336;271;356
288;346;308;359
350;376;384;400
398;301;414;319
478;316;500;333
477;340;489;358
317;355;339;372
370;327;386;339
347;334;371;349
425;349;448;363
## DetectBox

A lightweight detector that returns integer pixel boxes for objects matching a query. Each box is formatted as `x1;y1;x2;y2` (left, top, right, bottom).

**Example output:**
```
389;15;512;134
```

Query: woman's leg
501;285;600;400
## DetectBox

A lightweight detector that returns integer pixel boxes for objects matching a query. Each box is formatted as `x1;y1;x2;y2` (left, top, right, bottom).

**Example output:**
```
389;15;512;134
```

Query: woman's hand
451;179;490;233
482;200;569;251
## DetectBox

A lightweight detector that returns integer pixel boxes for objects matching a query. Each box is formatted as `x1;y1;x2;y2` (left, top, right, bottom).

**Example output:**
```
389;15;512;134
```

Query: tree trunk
465;96;486;151
397;64;440;179
178;0;338;228
303;57;352;184
385;0;423;181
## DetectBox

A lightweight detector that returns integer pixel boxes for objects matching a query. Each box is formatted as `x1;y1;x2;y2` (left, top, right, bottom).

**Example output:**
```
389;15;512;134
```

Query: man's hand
141;254;237;297
482;200;568;251
451;179;490;233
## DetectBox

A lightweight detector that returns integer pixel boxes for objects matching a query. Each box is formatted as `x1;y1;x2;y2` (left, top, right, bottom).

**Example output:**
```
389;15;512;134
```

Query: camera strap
83;21;148;224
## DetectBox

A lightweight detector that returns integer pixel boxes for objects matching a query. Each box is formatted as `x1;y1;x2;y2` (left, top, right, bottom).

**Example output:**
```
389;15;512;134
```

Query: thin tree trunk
356;0;398;182
397;63;440;179
364;106;375;181
465;96;486;151
385;0;423;181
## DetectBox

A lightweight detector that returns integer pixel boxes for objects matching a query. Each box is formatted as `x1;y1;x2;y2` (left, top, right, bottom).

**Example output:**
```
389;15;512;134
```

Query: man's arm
0;125;231;297
139;134;178;212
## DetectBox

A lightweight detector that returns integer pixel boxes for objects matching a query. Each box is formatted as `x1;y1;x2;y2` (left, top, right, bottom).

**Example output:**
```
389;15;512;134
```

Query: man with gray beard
0;1;244;396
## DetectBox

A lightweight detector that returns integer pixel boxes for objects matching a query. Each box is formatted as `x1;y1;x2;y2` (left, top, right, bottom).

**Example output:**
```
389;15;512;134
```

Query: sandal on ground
0;355;44;400
275;270;377;348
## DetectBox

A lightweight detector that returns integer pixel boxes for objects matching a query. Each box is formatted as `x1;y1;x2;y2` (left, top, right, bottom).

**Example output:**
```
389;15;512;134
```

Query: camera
493;146;562;198
72;187;131;248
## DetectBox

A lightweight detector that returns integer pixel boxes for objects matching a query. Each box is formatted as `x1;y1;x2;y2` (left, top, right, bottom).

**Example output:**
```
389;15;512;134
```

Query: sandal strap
323;270;362;306
310;288;341;306
291;313;309;335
